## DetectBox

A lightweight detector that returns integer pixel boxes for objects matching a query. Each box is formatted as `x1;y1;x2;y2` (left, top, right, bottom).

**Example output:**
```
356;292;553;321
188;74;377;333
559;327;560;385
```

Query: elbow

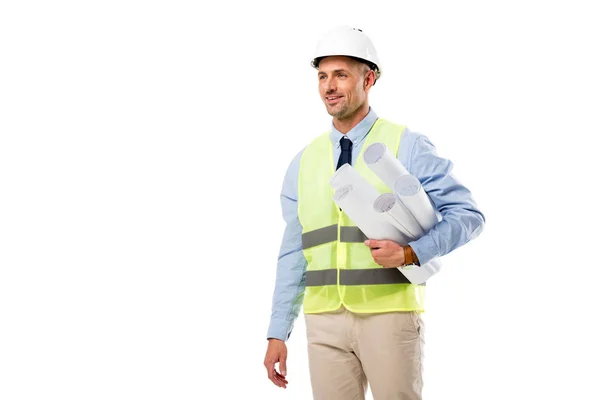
467;210;485;241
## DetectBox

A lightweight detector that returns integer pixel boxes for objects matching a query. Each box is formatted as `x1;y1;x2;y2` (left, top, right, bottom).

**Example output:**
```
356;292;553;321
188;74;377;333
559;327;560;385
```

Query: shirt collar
329;107;378;148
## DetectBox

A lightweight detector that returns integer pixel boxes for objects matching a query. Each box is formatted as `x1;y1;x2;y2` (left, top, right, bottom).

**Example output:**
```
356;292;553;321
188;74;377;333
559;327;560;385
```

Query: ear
364;70;376;90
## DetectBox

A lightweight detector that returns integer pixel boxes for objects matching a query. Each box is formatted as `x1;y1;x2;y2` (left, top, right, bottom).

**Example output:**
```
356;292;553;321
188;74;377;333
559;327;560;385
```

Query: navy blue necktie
336;136;353;170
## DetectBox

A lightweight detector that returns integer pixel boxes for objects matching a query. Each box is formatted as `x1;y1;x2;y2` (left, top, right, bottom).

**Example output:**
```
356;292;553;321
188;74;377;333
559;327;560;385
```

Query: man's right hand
264;338;289;389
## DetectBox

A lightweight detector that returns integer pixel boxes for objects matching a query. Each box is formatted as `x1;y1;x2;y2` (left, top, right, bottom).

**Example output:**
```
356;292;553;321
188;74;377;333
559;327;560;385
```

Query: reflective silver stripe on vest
340;226;367;243
305;268;425;286
340;268;413;285
302;224;338;249
302;226;368;249
305;269;337;286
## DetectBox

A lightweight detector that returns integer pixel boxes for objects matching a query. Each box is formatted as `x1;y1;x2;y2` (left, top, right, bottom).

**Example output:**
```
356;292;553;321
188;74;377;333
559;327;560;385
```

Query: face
318;56;373;120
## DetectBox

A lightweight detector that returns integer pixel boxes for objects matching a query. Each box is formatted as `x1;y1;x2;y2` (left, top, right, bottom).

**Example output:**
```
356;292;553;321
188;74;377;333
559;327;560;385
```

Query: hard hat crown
311;26;381;80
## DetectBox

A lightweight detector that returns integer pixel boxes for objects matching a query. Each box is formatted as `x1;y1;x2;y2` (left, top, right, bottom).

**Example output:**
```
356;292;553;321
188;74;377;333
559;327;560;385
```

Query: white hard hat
311;26;381;80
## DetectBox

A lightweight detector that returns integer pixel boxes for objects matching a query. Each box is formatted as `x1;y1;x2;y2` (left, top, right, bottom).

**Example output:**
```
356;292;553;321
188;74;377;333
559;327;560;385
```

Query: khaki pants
304;305;424;400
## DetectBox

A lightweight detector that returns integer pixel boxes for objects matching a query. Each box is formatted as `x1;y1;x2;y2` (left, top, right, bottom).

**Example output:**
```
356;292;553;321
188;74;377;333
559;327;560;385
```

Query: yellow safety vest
298;118;426;314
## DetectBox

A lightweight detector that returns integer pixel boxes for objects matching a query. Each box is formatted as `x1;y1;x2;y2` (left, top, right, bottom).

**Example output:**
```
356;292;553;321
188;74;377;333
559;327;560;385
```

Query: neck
333;103;370;134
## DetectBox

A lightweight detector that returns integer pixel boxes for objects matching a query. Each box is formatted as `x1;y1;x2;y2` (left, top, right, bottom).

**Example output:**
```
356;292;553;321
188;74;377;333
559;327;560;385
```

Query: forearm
267;250;307;341
409;207;485;265
406;133;486;264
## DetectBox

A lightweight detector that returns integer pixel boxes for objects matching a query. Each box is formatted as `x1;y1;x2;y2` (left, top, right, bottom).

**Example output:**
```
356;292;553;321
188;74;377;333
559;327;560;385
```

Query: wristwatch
402;245;420;267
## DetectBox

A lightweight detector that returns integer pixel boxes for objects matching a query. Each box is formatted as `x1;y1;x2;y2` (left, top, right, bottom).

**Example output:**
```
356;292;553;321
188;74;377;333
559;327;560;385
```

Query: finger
275;372;289;384
364;239;381;249
371;249;385;260
275;379;287;388
279;357;287;377
274;371;288;387
275;372;288;382
269;369;283;387
275;372;288;388
373;247;394;257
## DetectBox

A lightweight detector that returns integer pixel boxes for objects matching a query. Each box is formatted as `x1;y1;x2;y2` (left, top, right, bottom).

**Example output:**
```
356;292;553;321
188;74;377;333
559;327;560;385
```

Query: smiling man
319;57;371;125
263;26;485;399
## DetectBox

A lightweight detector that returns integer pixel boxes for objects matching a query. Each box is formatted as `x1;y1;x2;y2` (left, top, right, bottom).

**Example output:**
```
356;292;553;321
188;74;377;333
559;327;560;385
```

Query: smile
326;96;343;103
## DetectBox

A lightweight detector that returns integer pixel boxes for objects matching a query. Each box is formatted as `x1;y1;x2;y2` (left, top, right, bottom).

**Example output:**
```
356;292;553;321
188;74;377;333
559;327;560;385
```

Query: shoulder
281;131;329;192
290;130;327;163
380;122;433;172
298;130;331;160
285;146;306;174
400;126;425;149
376;118;426;147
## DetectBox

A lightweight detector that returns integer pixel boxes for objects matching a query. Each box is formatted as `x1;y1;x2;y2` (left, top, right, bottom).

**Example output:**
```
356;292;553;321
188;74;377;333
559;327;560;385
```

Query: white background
1;1;599;399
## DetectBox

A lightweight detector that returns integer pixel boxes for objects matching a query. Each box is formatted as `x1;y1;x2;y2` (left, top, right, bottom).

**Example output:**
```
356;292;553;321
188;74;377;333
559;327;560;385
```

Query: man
263;26;485;399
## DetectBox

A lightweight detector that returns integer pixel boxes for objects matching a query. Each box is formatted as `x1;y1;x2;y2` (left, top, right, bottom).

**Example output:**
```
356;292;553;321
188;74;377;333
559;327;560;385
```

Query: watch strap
403;245;420;266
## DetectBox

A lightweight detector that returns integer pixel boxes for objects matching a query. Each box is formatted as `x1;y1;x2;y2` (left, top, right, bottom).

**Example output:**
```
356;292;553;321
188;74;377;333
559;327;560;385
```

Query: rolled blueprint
363;142;409;190
373;193;425;238
329;163;376;193
333;184;410;244
394;174;440;232
373;192;441;285
330;163;441;285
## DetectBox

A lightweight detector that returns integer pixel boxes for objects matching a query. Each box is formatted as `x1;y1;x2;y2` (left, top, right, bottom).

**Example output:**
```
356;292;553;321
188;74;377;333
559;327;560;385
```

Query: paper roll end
394;174;421;196
333;184;352;201
373;192;396;213
363;142;386;164
329;163;352;188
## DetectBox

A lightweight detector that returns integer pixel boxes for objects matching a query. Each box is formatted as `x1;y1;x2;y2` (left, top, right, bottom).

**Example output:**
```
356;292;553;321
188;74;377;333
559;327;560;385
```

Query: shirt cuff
267;317;294;342
408;234;441;266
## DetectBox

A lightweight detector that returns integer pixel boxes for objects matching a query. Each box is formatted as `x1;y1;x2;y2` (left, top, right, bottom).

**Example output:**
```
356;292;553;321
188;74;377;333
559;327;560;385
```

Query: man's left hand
364;239;405;268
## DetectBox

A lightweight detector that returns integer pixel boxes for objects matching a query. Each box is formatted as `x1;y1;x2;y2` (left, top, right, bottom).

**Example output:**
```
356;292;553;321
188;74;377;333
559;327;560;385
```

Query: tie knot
340;136;352;151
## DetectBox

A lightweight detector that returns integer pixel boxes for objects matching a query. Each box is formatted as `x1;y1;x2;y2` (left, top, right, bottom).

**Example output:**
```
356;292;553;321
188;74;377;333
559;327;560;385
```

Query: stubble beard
326;99;356;120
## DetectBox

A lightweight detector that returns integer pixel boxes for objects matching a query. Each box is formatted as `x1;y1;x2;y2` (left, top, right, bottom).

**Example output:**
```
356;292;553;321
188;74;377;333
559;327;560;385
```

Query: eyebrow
318;69;350;75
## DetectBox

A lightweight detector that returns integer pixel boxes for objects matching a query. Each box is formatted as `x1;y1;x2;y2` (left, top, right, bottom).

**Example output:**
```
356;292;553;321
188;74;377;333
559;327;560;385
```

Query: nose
324;77;337;94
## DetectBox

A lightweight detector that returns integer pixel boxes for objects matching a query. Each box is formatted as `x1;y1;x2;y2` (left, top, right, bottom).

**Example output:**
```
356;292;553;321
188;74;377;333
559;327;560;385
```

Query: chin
325;104;342;116
325;108;340;118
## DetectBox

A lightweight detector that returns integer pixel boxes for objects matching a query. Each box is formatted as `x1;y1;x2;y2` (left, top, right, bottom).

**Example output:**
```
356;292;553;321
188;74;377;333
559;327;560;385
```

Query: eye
319;75;326;80
338;73;347;78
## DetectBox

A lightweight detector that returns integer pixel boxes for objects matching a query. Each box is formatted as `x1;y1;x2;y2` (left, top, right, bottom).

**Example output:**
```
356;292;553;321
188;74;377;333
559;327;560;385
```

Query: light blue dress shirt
267;108;485;341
